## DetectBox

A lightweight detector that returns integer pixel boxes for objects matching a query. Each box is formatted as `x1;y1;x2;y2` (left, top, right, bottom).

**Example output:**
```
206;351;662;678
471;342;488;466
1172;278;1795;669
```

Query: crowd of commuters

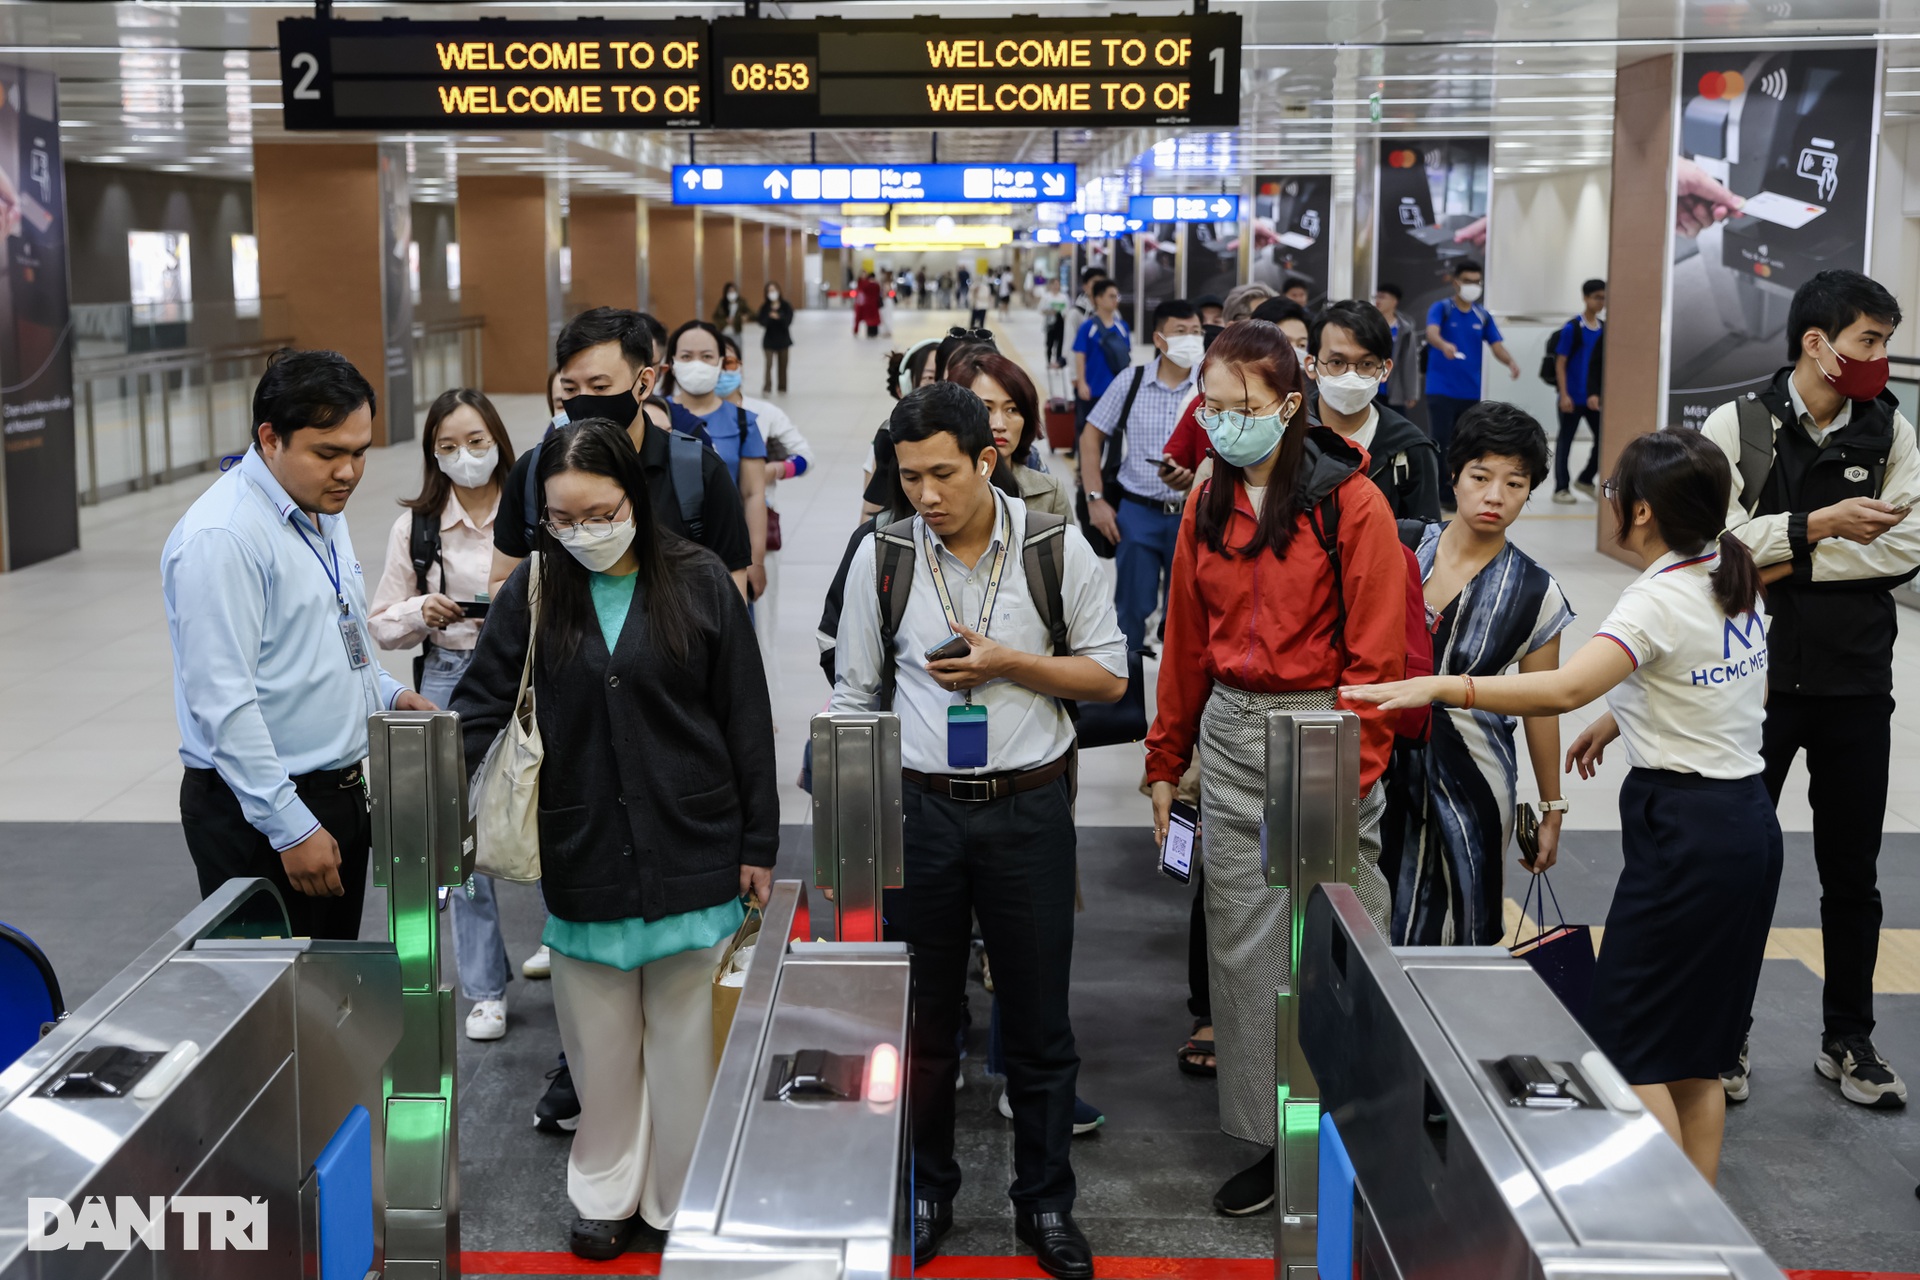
159;255;1912;1275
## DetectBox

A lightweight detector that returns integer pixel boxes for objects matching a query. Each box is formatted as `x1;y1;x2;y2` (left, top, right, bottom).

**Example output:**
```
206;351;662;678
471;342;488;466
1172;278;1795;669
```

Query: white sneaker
465;999;507;1041
1552;489;1576;505
522;945;552;979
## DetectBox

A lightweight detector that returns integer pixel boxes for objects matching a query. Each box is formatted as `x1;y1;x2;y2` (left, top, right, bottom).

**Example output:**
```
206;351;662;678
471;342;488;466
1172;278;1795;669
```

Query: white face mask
551;518;637;573
674;359;721;396
1458;283;1483;304
1162;333;1206;369
1318;370;1379;416
767;289;780;302
436;444;497;489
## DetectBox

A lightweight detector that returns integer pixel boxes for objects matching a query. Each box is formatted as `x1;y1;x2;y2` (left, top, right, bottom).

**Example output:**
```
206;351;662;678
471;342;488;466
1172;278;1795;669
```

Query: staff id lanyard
293;519;374;673
925;505;1009;769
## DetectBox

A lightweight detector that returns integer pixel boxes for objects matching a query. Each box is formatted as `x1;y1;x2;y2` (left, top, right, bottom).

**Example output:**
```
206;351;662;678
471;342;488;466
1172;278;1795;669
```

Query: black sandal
1177;1018;1217;1077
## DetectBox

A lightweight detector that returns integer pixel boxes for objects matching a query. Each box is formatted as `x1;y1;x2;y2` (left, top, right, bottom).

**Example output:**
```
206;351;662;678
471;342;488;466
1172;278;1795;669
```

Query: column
1598;54;1677;562
741;220;766;295
768;227;789;301
701;213;738;322
567;196;640;312
256;142;406;443
650;206;698;325
456;175;560;393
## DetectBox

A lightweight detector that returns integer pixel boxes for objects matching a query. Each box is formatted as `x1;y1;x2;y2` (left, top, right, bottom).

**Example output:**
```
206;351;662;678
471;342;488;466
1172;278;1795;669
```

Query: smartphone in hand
1161;801;1199;883
925;633;971;663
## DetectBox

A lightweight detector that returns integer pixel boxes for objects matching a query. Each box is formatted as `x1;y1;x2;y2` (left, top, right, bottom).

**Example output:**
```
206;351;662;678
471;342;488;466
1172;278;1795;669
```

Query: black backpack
1538;318;1586;388
407;511;443;690
1731;390;1886;514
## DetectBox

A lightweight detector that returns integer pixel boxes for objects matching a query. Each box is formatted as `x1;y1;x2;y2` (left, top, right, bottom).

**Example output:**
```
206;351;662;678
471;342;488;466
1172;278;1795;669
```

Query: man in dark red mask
1701;269;1917;1112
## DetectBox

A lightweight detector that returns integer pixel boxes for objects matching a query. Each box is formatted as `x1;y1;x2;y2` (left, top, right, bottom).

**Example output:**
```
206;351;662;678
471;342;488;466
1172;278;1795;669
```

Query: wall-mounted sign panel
1061;211;1145;240
671;163;1075;205
1129;194;1240;223
278;17;711;129
710;14;1241;129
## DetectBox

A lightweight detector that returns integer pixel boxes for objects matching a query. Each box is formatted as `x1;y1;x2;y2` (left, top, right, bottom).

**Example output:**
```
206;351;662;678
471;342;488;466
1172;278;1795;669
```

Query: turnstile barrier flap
1261;710;1359;893
1300;883;1786;1280
809;712;904;943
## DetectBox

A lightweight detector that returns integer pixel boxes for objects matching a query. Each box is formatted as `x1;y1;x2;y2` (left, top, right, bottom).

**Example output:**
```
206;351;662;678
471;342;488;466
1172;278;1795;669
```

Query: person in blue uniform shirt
1423;259;1521;463
163;349;434;940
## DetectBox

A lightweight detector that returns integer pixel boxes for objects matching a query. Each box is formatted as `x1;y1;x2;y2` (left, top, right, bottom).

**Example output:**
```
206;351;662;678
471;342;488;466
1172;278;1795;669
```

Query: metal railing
413;314;485;414
74;338;294;506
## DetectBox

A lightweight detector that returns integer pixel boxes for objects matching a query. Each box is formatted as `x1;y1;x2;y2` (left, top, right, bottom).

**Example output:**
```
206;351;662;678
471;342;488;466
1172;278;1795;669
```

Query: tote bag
1508;869;1596;1023
711;904;763;1063
472;555;544;883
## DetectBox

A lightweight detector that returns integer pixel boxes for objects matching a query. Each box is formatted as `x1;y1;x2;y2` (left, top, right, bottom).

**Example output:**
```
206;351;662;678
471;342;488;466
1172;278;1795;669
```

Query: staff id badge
947;703;989;769
339;612;372;669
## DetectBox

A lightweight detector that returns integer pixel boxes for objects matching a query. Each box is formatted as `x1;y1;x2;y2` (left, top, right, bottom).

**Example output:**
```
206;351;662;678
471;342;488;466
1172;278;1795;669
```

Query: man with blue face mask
1309;300;1441;522
1079;298;1207;654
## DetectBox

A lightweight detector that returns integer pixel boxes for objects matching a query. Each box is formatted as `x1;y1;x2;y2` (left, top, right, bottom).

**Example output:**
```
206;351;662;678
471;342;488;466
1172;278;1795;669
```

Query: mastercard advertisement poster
1668;46;1879;429
1373;139;1491;331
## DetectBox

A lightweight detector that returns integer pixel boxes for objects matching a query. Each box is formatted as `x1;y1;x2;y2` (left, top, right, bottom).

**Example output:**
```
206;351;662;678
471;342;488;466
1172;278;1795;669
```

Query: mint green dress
540;570;744;971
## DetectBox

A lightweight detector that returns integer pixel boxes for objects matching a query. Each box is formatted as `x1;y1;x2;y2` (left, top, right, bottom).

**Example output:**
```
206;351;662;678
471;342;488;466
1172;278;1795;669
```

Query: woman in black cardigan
452;418;777;1261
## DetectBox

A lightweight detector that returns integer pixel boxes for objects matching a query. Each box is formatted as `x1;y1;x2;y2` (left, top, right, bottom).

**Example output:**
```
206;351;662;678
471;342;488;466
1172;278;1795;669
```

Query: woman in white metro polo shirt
1345;428;1782;1186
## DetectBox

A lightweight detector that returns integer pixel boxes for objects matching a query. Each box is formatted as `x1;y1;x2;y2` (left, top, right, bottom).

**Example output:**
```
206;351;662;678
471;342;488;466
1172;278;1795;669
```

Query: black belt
1118;487;1183;516
187;764;363;790
903;753;1071;803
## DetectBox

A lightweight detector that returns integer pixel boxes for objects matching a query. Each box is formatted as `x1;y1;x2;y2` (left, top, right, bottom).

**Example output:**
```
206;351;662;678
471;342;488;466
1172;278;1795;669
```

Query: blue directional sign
670;162;1075;205
1054;211;1144;240
1129;193;1240;222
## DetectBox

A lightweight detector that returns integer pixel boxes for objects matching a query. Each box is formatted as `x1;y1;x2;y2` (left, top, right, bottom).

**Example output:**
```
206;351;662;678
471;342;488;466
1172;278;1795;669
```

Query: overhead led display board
277;17;711;129
671;163;1076;205
709;14;1241;129
1129;193;1240;222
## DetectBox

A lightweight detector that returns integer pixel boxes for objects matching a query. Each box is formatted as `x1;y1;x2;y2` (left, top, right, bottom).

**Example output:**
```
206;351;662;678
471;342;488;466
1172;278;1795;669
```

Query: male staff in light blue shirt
163;349;433;939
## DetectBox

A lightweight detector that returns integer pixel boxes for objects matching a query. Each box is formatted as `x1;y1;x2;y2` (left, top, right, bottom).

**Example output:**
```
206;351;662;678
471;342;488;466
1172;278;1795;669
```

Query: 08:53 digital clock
723;58;816;93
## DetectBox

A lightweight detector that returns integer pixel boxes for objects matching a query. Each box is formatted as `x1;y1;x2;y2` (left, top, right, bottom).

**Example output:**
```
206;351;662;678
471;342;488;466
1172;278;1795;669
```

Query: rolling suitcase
1045;366;1078;453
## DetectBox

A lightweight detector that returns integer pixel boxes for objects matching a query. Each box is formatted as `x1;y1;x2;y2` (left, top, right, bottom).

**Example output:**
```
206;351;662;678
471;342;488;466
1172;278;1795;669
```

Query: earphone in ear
979;462;990;476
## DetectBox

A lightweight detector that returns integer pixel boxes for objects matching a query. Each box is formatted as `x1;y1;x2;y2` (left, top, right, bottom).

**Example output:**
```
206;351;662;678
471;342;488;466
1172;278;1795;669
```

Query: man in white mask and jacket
1309;300;1442;523
1079;298;1207;653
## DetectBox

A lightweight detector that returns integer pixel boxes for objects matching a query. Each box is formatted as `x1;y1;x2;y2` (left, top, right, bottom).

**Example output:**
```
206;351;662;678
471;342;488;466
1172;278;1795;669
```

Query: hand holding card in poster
1666;48;1878;429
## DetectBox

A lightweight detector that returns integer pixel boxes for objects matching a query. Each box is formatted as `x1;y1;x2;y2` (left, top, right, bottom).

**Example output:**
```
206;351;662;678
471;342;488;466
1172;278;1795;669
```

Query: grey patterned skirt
1199;684;1389;1144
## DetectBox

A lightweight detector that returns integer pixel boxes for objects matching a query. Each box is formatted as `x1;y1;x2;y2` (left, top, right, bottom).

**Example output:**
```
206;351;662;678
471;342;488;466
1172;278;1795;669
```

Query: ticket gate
1299;883;1786;1280
665;711;915;1279
1264;709;1364;1279
0;710;470;1280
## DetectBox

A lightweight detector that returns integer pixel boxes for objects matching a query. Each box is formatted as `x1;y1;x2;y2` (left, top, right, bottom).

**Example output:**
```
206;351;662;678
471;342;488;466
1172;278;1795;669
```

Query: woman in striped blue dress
1380;402;1574;945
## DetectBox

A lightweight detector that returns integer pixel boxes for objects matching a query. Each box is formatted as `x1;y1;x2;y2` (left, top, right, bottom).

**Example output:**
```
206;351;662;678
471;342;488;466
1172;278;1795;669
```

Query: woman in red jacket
1145;319;1406;1217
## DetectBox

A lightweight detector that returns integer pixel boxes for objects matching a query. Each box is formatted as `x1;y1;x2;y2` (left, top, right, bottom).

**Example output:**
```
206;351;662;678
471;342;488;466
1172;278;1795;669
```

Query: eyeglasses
1196;402;1285;428
1315;355;1385;379
947;326;994;342
542;497;631;538
1600;479;1620;499
433;440;494;458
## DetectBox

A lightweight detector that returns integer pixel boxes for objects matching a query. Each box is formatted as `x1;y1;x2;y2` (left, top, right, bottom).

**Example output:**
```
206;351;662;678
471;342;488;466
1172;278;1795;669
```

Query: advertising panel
1372;141;1490;324
1251;174;1333;305
1667;47;1879;427
0;66;74;570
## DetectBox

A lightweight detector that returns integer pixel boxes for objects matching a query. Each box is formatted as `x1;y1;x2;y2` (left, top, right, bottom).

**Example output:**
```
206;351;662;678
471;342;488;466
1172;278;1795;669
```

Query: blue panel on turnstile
316;1104;374;1280
1318;1112;1356;1279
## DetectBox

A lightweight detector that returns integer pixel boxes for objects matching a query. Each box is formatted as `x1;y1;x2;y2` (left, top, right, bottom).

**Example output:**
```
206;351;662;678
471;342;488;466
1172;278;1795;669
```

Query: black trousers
1554;405;1602;492
890;773;1079;1212
1760;691;1893;1039
1188;866;1210;1020
179;767;373;941
1045;314;1066;366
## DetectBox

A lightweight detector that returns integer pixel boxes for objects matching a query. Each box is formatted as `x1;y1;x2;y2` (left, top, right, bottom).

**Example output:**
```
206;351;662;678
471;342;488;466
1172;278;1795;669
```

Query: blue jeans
420;645;512;1003
1114;498;1183;652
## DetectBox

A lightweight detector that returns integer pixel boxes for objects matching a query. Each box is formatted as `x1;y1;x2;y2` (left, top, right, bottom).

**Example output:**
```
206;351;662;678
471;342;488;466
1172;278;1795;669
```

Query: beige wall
651;207;698;329
1487;167;1612;317
568;196;640;313
700;214;738;325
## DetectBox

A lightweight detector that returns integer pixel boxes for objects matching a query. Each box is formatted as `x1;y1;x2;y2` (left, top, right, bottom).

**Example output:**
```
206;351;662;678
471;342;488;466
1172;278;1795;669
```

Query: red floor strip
461;1254;1920;1280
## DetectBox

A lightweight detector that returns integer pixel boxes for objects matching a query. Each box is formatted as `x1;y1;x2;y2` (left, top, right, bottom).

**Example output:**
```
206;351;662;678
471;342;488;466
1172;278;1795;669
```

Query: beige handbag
472;554;543;883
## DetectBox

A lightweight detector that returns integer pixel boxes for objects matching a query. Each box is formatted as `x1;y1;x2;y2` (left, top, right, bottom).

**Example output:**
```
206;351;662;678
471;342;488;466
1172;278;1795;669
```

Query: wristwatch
1087;490;1105;504
1538;799;1570;814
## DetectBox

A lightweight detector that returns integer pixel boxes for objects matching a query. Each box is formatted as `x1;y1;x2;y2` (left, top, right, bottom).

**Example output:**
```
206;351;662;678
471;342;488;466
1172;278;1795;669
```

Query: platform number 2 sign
290;52;322;100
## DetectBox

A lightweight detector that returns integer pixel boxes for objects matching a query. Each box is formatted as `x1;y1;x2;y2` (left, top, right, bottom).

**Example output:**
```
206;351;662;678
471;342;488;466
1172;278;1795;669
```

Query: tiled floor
3;305;1918;1275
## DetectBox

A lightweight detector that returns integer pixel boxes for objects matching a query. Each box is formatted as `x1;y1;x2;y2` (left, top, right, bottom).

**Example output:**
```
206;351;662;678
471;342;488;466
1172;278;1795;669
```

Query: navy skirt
1585;768;1783;1085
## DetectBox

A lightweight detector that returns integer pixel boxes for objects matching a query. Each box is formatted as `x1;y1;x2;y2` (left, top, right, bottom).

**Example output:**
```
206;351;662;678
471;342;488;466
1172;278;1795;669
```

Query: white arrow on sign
1212;198;1233;218
682;170;700;188
1041;172;1067;198
763;170;789;199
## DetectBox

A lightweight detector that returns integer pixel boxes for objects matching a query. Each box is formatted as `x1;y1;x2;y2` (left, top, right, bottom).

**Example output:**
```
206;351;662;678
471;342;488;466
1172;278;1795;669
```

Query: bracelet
1539;799;1570;813
1460;674;1476;709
